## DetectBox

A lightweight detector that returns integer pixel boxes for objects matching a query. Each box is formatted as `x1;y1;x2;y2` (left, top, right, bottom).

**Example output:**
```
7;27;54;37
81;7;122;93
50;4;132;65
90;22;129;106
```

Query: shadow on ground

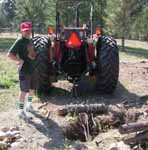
39;80;140;107
28;111;65;149
120;46;148;59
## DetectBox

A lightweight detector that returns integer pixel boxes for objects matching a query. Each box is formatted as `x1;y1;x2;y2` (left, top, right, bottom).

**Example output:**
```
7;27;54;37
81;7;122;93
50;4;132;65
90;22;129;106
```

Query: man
7;22;37;120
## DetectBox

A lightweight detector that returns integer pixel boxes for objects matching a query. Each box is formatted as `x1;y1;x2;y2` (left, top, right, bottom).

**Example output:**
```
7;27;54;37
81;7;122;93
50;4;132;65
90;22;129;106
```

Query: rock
14;134;21;139
10;126;19;132
0;141;8;150
109;142;130;150
0;127;21;147
6;131;20;137
0;131;7;140
71;143;88;150
109;145;118;150
18;138;25;143
11;142;19;148
12;131;20;136
4;132;14;139
0;128;9;132
3;137;14;144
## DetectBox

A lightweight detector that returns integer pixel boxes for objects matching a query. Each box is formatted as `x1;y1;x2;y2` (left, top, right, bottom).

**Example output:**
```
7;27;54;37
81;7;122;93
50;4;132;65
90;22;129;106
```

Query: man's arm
7;52;24;65
8;38;24;64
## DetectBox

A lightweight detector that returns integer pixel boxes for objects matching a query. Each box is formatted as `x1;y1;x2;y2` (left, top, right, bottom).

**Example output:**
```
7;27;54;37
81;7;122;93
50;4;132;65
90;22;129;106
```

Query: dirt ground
0;60;148;150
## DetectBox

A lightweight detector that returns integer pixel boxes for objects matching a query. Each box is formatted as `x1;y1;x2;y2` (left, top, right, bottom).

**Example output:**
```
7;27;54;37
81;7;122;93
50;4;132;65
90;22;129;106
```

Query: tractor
33;0;119;96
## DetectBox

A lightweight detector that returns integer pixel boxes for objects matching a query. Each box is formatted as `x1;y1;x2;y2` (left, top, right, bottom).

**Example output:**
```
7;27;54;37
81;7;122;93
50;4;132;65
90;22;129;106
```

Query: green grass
117;39;148;62
0;38;16;51
0;54;18;88
119;46;148;62
0;86;19;112
0;53;18;111
124;47;148;59
0;39;18;111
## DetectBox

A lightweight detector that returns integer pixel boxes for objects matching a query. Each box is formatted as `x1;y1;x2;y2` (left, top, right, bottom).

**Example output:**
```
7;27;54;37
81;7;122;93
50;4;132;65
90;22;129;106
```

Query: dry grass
0;32;20;39
116;39;148;50
117;39;148;62
0;32;46;39
0;53;19;111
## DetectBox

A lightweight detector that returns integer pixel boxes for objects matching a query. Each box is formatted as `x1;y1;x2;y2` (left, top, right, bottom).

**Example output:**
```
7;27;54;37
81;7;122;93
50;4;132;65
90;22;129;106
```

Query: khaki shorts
19;71;38;92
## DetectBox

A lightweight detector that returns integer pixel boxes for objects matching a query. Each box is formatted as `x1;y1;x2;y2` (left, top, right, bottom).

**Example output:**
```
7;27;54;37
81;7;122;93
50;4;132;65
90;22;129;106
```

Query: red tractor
33;0;119;96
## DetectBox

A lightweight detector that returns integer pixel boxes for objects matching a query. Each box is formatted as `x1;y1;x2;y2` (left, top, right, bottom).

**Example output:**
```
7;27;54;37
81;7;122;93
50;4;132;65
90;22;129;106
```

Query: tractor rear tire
32;36;52;94
95;36;119;94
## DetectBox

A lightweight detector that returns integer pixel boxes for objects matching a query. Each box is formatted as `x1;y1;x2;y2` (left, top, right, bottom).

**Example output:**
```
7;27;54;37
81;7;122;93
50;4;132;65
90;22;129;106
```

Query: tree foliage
0;0;15;27
15;0;55;32
0;0;147;40
106;0;148;40
2;0;15;18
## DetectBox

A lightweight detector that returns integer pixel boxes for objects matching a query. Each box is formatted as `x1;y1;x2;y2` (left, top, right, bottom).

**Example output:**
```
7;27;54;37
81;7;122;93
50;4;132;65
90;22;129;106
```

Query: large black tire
32;36;52;94
95;36;119;94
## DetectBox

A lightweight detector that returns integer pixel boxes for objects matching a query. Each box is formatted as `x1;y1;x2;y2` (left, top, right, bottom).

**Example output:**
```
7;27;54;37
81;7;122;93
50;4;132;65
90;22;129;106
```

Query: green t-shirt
9;36;36;74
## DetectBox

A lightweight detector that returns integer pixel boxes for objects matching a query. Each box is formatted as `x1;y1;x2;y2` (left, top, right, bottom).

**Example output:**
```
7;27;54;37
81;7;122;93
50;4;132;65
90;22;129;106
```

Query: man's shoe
18;111;28;121
26;105;34;113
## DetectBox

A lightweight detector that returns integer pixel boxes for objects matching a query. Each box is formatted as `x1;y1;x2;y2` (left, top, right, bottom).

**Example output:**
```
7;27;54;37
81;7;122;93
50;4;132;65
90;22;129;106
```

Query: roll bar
55;0;94;39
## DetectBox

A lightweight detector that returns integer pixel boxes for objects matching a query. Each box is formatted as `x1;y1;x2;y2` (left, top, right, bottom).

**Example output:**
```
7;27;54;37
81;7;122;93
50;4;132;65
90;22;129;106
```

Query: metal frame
55;0;94;40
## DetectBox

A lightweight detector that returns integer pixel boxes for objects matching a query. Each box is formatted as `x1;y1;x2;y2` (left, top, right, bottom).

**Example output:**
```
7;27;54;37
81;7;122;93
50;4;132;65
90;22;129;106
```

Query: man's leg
18;91;26;113
26;71;38;112
19;72;30;119
18;91;28;119
26;89;34;112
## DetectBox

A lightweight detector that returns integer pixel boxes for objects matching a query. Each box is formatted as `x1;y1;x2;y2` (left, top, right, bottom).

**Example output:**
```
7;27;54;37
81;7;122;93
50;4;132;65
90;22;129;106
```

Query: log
57;104;108;116
38;102;48;110
124;130;148;145
39;103;141;127
119;121;148;134
0;127;21;149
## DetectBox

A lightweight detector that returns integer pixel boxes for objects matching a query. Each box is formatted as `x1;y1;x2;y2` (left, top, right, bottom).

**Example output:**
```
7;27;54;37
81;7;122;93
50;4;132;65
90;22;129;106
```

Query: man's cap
20;22;32;31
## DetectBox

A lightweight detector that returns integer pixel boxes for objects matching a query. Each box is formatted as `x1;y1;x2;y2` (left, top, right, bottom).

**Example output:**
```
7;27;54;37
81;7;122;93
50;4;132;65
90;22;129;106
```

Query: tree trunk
121;36;125;51
57;104;108;116
119;121;148;134
124;130;148;145
32;21;34;38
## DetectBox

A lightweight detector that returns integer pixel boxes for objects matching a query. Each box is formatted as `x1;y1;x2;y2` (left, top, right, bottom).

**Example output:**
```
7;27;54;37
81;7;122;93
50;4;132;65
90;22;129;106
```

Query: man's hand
7;52;24;64
17;59;24;72
17;59;24;65
7;52;24;72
